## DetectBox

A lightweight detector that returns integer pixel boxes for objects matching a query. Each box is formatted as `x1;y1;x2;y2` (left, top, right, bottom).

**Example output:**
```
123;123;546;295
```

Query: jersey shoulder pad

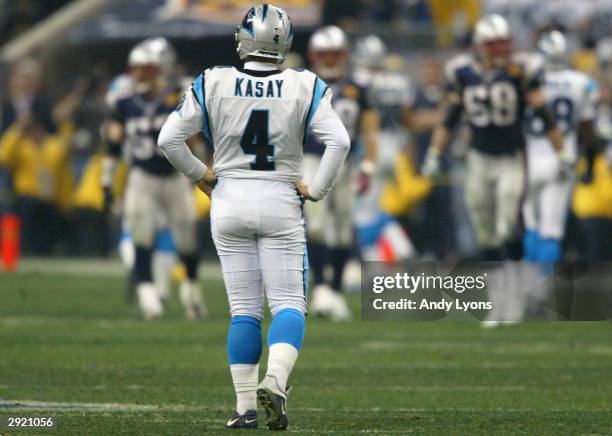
290;67;317;80
105;74;134;108
513;51;545;81
290;68;324;97
444;54;473;87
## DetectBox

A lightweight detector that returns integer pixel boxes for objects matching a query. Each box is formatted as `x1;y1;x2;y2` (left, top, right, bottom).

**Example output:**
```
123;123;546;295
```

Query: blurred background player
572;36;612;261
424;14;565;261
421;14;566;326
520;31;599;315
102;40;203;320
351;35;416;263
305;26;379;321
104;37;208;318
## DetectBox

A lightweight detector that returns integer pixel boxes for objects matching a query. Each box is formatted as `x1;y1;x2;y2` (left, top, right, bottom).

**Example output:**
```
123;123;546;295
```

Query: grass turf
0;270;611;435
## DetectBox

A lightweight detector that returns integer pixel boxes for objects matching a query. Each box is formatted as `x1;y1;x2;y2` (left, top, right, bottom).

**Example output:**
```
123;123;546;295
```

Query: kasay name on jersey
234;77;284;98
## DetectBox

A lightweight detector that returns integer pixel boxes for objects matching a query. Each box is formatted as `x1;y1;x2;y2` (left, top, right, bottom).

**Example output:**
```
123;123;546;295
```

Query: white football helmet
127;41;162;94
145;37;177;77
353;35;387;70
473;14;513;68
235;4;293;64
538;31;568;70
308;25;350;81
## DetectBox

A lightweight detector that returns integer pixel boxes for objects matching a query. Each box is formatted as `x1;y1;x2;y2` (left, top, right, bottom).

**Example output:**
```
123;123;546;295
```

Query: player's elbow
335;127;351;154
157;124;173;153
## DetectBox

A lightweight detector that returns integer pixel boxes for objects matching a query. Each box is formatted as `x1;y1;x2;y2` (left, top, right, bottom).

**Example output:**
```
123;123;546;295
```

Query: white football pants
210;178;307;320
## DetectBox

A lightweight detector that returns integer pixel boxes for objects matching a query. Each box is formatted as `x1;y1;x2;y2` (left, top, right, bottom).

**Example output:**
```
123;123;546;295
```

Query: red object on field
1;214;21;272
378;238;396;263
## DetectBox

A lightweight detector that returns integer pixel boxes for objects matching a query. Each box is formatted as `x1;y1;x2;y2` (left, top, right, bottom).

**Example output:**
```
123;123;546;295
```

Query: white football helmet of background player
353;35;387;71
473;14;513;68
308;25;350;82
235;4;293;64
537;30;568;71
128;41;162;95
146;36;177;77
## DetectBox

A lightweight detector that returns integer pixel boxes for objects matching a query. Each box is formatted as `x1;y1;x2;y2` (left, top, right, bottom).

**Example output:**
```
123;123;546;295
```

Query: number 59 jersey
445;53;545;155
526;69;599;163
188;66;334;182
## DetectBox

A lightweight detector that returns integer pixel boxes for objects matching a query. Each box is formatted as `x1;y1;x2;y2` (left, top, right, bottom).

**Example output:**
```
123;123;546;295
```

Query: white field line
0;400;610;414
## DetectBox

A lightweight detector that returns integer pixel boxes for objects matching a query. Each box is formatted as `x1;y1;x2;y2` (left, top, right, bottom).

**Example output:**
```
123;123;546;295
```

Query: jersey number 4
240;110;275;171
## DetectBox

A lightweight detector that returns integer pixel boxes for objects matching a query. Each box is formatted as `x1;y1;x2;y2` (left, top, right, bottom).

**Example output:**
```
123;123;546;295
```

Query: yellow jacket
380;152;433;216
73;153;128;210
194;187;211;219
0;126;73;211
573;154;612;219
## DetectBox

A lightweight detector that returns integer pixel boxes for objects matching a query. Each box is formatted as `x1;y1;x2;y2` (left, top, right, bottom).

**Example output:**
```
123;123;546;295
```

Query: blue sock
267;309;305;351
523;230;539;262
537;238;561;263
227;316;262;365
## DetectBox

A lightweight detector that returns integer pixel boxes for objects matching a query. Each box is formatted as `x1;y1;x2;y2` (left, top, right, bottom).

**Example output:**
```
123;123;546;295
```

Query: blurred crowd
0;0;611;261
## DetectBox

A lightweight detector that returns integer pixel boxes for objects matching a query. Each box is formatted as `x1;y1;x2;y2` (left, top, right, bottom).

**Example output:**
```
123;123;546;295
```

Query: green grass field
1;264;611;435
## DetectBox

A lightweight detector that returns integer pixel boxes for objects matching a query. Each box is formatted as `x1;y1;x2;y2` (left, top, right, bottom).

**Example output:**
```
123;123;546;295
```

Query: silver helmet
128;40;159;68
308;26;350;81
145;37;177;76
127;41;162;94
538;31;568;70
235;4;293;64
308;25;349;52
473;14;512;68
353;35;387;70
473;14;510;44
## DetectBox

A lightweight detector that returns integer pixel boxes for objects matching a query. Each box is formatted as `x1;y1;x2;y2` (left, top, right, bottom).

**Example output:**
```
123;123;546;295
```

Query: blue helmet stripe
191;73;213;145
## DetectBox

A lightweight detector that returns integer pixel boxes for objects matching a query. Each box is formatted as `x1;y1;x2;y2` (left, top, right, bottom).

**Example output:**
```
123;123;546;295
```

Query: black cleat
257;385;290;431
225;410;257;429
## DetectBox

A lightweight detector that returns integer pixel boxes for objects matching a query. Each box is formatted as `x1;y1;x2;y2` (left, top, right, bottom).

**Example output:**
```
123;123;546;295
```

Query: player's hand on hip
197;168;217;198
295;180;317;202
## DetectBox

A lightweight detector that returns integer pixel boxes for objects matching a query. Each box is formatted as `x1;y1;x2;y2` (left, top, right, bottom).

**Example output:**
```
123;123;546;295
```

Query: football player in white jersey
158;4;350;430
524;31;599;265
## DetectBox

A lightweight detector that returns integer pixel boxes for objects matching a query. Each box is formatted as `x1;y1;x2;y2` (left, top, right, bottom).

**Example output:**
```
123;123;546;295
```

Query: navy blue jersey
110;91;181;176
445;53;544;155
304;78;369;155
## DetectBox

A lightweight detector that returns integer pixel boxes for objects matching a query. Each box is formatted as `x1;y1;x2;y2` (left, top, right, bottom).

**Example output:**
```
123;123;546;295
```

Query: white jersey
158;62;350;201
195;66;335;182
527;69;599;162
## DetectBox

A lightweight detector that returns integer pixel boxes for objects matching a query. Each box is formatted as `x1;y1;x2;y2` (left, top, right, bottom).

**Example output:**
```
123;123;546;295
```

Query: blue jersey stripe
303;77;328;144
192;73;213;145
